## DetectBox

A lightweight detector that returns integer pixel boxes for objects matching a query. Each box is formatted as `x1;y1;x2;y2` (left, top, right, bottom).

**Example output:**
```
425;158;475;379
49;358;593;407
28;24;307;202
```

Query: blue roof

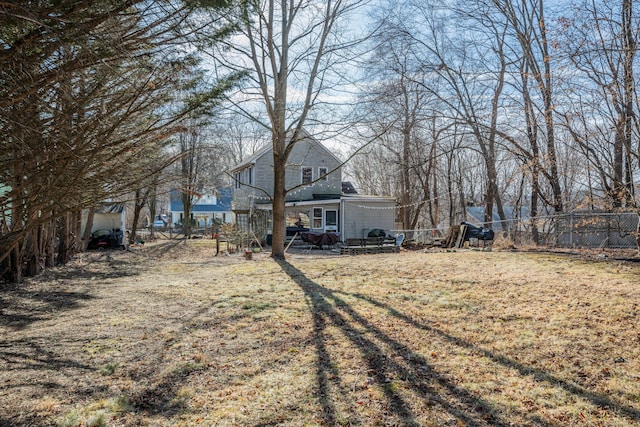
170;187;232;213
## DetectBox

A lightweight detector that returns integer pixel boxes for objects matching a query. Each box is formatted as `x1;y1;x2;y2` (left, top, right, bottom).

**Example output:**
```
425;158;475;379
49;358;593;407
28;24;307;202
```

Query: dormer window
301;167;312;184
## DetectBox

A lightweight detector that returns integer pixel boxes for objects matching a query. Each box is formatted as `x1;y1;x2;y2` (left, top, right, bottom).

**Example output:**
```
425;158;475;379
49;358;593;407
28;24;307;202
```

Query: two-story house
170;187;234;228
231;130;396;243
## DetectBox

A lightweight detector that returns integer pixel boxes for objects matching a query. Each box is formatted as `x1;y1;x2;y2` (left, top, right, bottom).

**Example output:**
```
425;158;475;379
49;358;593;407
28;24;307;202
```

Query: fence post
569;212;573;247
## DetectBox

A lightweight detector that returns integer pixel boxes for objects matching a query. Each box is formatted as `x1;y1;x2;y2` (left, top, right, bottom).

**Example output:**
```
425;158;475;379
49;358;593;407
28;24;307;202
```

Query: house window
302;167;313;184
318;167;328;181
325;209;338;232
313;207;323;229
235;167;253;188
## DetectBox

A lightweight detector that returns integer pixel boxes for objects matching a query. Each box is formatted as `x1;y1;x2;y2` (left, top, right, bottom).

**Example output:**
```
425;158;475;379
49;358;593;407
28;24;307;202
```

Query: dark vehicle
87;229;125;250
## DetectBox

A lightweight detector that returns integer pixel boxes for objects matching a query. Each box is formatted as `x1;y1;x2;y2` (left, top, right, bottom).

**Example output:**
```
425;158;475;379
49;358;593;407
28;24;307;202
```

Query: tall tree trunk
400;124;412;231
57;212;72;264
148;184;158;239
622;0;636;205
25;226;42;277
45;218;56;267
182;192;192;239
3;245;23;284
129;189;145;244
538;0;563;213
613;122;625;207
484;181;494;226
73;210;82;253
430;139;439;233
523;61;540;245
271;139;287;259
82;208;95;251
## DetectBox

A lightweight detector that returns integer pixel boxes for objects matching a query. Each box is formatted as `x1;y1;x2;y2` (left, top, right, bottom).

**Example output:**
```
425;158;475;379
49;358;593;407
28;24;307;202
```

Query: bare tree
359;28;434;232
212;114;271;167
205;0;369;258
560;0;639;208
176;121;208;238
384;0;511;228
492;0;564;213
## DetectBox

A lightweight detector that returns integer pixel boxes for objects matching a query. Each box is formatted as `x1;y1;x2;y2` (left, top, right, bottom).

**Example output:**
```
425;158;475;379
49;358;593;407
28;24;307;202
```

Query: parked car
151;214;168;229
87;229;125;250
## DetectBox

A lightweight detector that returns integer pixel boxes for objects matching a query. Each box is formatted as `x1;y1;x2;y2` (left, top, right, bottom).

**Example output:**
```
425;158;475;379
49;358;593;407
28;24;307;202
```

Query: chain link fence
394;211;640;249
554;212;639;249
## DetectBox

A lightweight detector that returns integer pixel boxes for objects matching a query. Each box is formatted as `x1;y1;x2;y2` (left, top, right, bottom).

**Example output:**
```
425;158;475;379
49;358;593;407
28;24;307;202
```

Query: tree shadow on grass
279;256;640;425
128;364;196;418
0;413;44;427
0;290;96;331
0;251;146;331
0;337;94;374
136;239;189;259
339;289;640;424
277;259;532;427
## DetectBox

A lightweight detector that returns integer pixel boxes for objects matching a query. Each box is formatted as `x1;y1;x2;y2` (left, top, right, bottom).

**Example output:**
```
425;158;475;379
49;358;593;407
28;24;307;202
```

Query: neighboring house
170;187;233;227
231;130;396;242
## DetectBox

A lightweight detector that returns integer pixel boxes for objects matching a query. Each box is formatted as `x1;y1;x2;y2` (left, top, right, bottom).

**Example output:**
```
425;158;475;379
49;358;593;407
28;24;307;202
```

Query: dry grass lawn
1;240;640;426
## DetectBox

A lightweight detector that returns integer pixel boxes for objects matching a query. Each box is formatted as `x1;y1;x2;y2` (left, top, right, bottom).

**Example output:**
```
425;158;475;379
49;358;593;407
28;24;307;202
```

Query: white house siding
232;136;342;211
170;210;233;227
340;197;396;240
284;138;341;201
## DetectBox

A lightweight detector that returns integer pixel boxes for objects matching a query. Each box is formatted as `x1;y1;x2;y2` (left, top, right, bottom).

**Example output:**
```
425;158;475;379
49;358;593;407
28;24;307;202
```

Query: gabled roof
230;129;342;172
230;141;272;172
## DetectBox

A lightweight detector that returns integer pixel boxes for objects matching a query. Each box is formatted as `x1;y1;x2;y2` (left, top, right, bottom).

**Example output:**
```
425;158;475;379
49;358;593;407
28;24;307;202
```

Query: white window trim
301;166;313;184
312;207;323;229
324;209;338;232
318;166;328;181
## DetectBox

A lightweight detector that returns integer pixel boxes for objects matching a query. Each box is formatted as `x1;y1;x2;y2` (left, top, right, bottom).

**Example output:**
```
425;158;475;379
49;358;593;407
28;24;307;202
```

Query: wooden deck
340;237;400;255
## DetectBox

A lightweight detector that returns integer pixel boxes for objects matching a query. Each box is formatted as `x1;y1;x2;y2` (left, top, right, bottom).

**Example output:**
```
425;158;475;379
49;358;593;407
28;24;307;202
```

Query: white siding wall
341;199;396;240
284;139;341;201
233;137;342;211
